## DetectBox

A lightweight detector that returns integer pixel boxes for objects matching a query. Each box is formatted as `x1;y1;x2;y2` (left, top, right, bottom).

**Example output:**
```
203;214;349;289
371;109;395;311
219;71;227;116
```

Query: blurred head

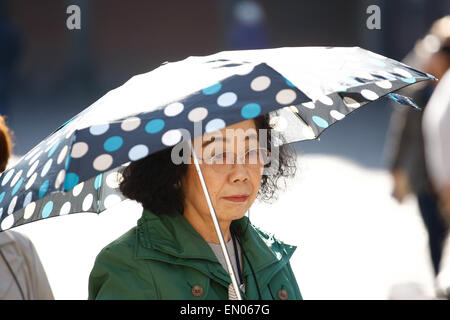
0;116;13;173
407;16;450;82
120;114;297;219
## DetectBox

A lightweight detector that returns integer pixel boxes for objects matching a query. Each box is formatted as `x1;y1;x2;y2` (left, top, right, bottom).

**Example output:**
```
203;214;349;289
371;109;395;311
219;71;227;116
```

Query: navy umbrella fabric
0;46;435;231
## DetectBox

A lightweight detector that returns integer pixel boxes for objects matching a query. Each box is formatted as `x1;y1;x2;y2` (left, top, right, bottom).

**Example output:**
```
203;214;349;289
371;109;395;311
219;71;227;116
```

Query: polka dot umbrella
0;45;436;231
0;46;435;299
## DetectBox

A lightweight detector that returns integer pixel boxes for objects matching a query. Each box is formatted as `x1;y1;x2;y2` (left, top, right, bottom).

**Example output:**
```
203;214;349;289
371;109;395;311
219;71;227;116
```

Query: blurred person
226;0;270;50
423;69;450;298
0;115;54;300
0;0;22;115
385;16;450;277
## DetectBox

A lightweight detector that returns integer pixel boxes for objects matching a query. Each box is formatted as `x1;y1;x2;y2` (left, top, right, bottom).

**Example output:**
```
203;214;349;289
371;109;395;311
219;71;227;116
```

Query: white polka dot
393;67;412;79
25;173;37;190
41;159;53;177
188;107;208;122
330;110;346;120
60;202;71;216
104;194;122;209
121;117;141;131
8;196;17;215
164;102;184;117
23;192;33;207
375;80;392;89
250;76;271;91
276;89;297;105
301;102;316;109
1;169;14;186
27;160;39;178
89;124;109;135
128;145;149;161
355;71;374;81
93;154;114;171
361;89;379;101
162;129;182;146
10;170;23;187
302;126;316;139
24;202;36;220
217;92;237;107
57;145;68;164
55;170;66;189
106;172;122;189
318;96;334;106
82;194;94;211
24;147;41;161
205;119;226;133
28;151;43;165
234;64;255;76
72;182;85;197
71;142;89;158
343;97;361;108
1;214;14;230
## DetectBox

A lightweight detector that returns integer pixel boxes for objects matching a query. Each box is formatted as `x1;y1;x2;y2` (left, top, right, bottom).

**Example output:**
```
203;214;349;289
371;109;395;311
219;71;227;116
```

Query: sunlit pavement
10;153;437;300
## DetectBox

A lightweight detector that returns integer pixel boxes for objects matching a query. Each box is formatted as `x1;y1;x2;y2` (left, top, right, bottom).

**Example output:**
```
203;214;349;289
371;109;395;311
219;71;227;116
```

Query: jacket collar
135;209;296;287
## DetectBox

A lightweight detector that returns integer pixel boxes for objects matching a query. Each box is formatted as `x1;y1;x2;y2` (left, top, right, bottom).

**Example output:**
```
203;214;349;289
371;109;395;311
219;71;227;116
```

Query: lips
223;195;249;202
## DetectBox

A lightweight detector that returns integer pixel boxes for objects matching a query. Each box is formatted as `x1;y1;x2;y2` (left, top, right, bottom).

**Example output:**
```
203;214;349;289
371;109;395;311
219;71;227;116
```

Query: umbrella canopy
0;46;434;231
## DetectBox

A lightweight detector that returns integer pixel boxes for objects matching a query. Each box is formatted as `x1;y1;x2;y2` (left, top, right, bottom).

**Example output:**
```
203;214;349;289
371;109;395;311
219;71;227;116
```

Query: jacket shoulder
249;222;297;256
89;226;157;299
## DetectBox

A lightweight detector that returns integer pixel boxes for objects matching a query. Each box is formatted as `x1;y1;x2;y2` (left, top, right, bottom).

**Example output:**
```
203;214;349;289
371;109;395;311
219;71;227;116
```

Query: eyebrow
202;134;258;148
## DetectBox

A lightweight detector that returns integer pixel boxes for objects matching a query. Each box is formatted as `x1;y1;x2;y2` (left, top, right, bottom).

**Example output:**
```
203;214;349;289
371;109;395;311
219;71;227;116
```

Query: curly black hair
119;114;297;215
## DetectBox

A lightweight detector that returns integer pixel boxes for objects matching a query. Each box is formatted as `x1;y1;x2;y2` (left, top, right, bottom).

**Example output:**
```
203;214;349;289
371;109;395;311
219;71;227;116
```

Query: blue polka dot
39;180;50;198
64;173;79;191
48;141;60;157
104;136;123;152
202;83;222;95
11;178;23;196
65;155;71;170
241;103;261;119
42;201;54;218
401;77;416;84
89;124;110;136
0;191;5;204
94;174;103;190
312;116;329;128
23;192;33;207
145;119;165;134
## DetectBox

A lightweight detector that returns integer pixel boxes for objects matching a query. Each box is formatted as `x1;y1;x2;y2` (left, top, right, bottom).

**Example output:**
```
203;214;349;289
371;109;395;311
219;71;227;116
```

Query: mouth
222;195;249;203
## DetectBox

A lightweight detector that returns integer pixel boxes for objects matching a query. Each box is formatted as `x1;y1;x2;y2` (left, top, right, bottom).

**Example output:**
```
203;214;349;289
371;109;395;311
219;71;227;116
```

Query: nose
228;163;250;183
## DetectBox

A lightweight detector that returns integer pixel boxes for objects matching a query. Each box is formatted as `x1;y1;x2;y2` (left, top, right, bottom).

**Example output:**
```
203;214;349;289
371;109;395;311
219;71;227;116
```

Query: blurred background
1;0;450;299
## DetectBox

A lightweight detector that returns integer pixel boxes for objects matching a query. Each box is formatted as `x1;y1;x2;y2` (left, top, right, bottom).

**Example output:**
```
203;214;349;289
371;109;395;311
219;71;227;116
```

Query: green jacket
88;209;302;300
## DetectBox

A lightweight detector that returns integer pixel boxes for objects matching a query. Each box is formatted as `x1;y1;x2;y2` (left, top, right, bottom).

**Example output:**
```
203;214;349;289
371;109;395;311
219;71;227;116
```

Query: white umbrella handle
187;139;243;300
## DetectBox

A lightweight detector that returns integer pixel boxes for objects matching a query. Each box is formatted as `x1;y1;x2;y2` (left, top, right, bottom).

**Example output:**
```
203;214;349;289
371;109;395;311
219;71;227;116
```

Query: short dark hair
119;114;297;215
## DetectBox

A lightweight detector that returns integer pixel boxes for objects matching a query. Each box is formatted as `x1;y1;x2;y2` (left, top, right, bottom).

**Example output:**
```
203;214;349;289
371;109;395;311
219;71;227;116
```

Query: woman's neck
183;205;232;244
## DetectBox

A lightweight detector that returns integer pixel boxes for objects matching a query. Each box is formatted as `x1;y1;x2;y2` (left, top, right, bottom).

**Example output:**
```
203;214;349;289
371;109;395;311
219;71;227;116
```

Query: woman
88;114;302;300
0;115;54;300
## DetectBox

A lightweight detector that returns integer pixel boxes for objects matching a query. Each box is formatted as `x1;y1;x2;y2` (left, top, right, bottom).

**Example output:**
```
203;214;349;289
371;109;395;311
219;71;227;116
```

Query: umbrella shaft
187;139;243;300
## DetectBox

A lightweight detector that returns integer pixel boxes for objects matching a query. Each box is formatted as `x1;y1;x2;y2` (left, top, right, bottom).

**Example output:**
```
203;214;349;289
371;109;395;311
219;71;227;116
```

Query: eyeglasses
197;147;271;172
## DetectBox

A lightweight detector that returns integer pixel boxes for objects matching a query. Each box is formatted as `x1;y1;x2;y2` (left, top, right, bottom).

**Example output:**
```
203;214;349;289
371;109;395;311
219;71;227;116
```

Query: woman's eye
212;153;227;163
246;149;259;162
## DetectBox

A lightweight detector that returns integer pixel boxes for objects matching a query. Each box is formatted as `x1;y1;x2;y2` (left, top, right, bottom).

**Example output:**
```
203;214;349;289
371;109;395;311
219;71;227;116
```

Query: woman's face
181;119;264;224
